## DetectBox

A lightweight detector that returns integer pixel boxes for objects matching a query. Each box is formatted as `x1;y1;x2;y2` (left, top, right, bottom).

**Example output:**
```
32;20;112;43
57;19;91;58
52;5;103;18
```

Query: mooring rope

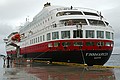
80;48;87;66
33;49;50;59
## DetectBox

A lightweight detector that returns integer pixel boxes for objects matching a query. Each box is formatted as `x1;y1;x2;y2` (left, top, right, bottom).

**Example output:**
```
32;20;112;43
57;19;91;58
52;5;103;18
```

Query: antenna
26;16;29;22
99;12;103;20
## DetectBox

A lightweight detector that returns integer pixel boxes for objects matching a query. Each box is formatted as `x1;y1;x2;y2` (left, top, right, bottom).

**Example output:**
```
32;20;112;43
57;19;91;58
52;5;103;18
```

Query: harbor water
0;54;120;80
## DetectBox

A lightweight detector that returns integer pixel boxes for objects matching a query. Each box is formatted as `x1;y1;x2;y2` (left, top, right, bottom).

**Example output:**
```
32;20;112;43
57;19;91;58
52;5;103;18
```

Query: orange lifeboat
11;33;20;42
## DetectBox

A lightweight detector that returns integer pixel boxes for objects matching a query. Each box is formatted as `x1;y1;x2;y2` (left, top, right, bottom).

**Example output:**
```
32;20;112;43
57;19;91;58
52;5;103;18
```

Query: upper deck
19;3;113;34
18;3;114;48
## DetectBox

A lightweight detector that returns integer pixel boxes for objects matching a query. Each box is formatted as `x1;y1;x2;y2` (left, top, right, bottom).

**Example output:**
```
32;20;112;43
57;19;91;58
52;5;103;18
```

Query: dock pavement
0;59;120;80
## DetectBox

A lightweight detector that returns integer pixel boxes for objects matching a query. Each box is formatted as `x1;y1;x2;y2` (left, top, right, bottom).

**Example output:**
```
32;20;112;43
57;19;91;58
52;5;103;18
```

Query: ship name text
86;53;108;56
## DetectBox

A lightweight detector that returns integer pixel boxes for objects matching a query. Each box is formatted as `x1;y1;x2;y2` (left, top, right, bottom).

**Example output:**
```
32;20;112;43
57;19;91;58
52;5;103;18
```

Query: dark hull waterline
22;50;112;66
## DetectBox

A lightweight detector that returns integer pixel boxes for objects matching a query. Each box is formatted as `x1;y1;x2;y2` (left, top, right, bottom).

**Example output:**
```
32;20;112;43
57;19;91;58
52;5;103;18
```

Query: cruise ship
5;3;114;65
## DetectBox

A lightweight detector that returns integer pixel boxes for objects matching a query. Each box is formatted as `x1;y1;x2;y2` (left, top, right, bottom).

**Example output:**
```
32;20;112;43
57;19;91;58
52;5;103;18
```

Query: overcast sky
0;0;120;54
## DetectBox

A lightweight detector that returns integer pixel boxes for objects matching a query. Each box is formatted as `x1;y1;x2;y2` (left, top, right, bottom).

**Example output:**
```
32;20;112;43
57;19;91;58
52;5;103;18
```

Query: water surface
0;54;120;80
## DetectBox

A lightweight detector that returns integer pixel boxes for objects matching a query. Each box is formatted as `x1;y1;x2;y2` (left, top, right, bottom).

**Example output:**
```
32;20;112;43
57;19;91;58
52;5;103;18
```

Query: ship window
86;42;94;46
54;42;60;47
88;19;105;26
53;24;57;28
34;38;35;43
106;31;110;39
97;31;104;38
111;42;114;47
62;42;70;47
36;38;37;43
86;30;94;38
45;20;47;22
112;33;114;40
40;36;42;42
74;42;83;46
105;42;111;46
83;12;99;16
47;33;51;41
30;40;32;44
61;31;70;39
48;43;53;47
52;32;59;40
38;37;40;42
61;19;87;26
97;42;104;46
43;35;45;41
56;11;83;17
31;39;33;44
73;30;83;38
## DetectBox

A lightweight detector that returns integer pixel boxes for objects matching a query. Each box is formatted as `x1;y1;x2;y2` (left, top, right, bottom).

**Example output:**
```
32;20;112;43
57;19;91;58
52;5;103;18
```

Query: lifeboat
11;33;20;42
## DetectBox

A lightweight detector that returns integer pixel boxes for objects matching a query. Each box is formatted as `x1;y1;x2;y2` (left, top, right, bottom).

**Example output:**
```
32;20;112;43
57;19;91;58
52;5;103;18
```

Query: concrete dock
0;58;120;80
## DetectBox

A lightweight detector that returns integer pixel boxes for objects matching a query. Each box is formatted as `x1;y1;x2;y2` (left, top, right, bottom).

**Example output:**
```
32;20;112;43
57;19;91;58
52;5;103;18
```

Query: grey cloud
0;23;13;46
0;0;43;20
0;43;6;54
0;23;13;35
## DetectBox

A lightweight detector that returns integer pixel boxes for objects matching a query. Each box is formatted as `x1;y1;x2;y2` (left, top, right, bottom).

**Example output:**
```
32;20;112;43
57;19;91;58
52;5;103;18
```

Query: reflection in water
0;57;5;68
0;56;13;68
0;68;40;80
24;65;115;80
0;57;117;80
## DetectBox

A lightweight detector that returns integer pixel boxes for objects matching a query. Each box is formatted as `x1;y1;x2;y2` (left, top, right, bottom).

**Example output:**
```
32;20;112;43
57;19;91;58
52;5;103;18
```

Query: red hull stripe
7;39;113;54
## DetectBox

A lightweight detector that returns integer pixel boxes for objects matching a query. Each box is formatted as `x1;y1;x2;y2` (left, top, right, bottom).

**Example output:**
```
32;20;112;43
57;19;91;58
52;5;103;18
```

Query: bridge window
61;31;70;39
88;19;105;26
56;11;83;17
60;19;87;26
86;30;94;38
83;12;99;17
